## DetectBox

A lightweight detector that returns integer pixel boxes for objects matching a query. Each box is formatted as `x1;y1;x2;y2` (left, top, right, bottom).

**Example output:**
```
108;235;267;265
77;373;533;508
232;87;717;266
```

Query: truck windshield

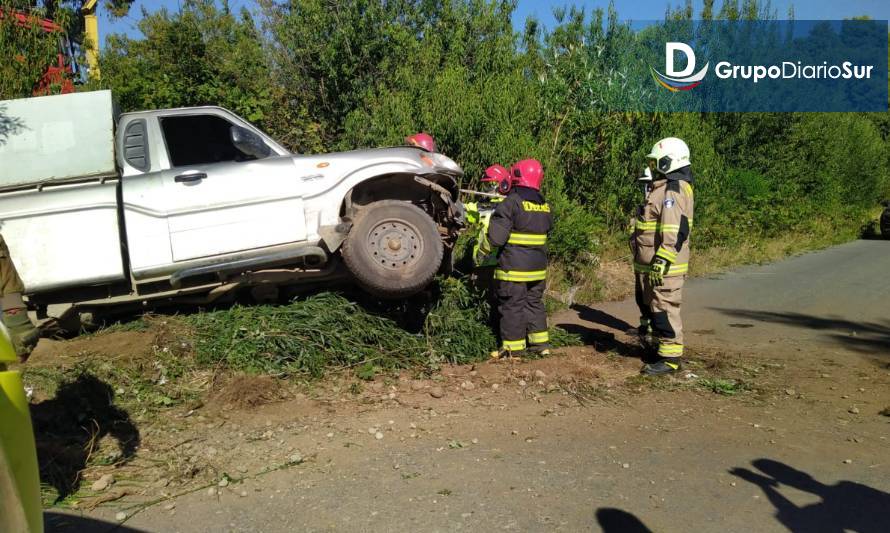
160;114;262;167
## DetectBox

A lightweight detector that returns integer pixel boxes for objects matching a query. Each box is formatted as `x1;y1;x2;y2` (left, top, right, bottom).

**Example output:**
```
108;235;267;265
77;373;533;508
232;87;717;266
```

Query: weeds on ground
87;316;151;336
698;377;750;396
557;378;610;406
622;349;763;400
23;340;206;505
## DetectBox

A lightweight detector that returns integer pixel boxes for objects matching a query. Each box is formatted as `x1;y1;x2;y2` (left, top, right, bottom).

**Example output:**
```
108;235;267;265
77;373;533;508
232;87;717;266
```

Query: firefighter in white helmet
631;137;694;375
629;167;655;351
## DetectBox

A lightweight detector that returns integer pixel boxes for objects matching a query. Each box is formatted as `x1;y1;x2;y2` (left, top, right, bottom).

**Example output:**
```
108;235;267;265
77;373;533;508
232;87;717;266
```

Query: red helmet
405;132;436;152
481;164;511;194
510;159;544;190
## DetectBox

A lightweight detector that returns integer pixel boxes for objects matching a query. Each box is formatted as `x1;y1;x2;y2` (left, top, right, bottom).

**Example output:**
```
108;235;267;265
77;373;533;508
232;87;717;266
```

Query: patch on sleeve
663;199;675;208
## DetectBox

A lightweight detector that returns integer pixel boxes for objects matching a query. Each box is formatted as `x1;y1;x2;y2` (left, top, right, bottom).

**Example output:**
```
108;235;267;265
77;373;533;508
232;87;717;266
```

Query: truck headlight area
714;61;875;83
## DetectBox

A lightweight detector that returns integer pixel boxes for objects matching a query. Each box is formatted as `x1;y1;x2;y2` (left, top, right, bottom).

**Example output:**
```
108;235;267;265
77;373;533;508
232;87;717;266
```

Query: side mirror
230;126;271;159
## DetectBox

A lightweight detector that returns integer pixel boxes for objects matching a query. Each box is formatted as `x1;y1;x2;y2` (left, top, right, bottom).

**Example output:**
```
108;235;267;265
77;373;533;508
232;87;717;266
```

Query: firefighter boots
640;357;682;376
2;310;39;359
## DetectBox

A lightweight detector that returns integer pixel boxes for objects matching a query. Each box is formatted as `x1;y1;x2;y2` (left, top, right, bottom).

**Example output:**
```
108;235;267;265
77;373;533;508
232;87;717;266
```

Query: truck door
157;113;307;263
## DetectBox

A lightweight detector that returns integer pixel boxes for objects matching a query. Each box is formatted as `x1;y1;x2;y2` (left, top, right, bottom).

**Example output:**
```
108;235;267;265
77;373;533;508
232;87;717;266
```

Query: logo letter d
666;42;696;77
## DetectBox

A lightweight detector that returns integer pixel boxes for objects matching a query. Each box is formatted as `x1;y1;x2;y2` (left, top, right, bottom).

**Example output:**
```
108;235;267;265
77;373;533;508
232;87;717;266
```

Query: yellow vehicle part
82;0;100;79
0;324;43;533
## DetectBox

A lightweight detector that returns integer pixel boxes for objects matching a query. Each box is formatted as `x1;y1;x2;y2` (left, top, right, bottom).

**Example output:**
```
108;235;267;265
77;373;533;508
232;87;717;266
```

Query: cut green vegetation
698;378;751;396
184;278;581;379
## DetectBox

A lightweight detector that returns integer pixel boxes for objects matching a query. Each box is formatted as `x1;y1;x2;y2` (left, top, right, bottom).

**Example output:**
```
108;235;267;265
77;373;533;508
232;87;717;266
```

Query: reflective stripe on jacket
632;173;694;277
487;187;552;280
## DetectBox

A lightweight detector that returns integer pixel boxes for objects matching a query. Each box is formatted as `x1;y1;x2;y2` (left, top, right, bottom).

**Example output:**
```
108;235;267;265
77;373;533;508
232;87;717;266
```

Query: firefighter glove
648;257;670;286
475;236;492;266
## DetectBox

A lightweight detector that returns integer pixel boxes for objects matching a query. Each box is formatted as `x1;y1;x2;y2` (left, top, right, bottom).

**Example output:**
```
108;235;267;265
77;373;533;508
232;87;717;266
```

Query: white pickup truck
0;91;465;323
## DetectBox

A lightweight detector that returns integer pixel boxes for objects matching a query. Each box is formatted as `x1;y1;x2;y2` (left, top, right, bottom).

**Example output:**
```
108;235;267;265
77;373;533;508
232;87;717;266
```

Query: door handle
174;172;207;183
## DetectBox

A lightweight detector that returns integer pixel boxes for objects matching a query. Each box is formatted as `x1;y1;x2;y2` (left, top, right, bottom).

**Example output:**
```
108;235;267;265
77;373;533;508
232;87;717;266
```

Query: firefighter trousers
0;235;26;310
641;275;684;358
496;279;548;351
471;266;500;331
634;273;653;329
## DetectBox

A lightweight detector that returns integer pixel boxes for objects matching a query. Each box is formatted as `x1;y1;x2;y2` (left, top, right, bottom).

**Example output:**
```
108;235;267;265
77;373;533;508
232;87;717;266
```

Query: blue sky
100;0;890;47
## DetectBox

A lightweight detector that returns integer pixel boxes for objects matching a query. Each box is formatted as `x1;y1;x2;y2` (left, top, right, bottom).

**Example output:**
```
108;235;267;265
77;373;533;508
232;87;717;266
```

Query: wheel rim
367;219;424;271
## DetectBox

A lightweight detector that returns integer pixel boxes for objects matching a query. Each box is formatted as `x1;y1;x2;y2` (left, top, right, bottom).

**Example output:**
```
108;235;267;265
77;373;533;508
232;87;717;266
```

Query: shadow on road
557;305;641;358
31;373;140;502
595;508;653;533
730;459;890;533
571;305;634;332
45;511;148;532
712;308;890;356
555;323;641;359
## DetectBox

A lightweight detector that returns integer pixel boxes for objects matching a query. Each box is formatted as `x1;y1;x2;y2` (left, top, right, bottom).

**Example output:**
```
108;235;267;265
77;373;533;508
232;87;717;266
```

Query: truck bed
0;179;126;293
0;91;117;190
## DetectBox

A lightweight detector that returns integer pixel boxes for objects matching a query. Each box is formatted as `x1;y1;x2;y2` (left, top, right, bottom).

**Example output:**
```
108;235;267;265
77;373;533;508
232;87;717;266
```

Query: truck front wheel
342;200;443;298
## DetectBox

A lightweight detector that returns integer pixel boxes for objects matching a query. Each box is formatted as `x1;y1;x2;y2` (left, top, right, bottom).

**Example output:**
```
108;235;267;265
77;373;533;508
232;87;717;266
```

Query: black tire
341;200;444;298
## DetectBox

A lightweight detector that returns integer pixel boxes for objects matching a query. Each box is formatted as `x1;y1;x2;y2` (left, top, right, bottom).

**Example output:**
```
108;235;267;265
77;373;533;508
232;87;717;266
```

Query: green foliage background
4;0;889;277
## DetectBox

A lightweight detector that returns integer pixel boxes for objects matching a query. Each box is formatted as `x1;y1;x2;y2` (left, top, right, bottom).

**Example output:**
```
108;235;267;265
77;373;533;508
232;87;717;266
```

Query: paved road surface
50;241;890;533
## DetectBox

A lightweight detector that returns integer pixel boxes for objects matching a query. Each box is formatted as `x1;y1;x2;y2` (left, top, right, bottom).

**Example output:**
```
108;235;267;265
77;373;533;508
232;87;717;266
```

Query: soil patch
28;331;156;367
211;373;288;410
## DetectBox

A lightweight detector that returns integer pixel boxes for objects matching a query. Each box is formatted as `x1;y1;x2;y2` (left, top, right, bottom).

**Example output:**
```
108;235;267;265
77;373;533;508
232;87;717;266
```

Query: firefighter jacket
473;210;498;267
632;168;694;277
486;187;552;282
466;198;504;268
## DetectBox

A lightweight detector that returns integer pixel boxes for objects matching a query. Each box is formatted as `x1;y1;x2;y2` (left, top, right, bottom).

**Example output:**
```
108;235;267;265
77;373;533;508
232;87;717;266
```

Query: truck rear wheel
342;200;443;298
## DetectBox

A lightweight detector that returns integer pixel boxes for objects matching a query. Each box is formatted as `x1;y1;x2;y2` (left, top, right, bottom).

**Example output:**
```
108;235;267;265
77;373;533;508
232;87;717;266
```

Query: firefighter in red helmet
480;164;512;197
473;164;511;269
467;164;512;330
405;132;437;153
484;159;553;357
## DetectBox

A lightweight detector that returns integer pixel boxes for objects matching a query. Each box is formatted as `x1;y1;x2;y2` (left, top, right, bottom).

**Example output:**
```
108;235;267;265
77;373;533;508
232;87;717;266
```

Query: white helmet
647;137;690;175
637;167;653;183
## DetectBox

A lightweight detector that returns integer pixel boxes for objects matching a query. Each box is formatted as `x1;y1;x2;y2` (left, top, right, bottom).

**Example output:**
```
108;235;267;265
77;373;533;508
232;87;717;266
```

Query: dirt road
47;240;890;532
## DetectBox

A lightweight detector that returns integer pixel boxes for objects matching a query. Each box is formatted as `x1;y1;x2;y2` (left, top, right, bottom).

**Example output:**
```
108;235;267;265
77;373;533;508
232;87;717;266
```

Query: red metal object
2;8;75;95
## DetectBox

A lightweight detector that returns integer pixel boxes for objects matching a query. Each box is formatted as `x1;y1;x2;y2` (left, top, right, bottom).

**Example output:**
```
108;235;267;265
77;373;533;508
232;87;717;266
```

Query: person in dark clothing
481;159;553;358
0;234;39;361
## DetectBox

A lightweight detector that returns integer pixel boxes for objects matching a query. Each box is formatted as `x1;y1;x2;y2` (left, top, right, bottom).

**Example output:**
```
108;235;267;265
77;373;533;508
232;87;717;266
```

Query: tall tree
101;0;273;125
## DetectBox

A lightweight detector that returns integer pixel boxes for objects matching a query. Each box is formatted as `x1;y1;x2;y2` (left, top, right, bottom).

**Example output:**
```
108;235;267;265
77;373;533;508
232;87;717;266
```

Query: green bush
547;191;603;278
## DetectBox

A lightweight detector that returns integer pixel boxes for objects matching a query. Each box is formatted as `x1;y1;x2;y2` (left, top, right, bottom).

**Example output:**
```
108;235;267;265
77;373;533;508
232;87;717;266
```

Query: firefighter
483;159;552;357
405;132;437;152
0;234;39;361
630;167;655;352
471;164;511;270
632;137;695;375
465;165;511;332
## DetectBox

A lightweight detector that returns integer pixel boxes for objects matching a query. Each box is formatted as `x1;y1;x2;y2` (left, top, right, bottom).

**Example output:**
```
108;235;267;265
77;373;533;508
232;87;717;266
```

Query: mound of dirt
27;330;157;368
211;374;288;410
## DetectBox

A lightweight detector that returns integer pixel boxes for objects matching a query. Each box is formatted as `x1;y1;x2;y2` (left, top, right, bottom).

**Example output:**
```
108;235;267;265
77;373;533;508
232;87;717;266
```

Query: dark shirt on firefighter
486;186;552;275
